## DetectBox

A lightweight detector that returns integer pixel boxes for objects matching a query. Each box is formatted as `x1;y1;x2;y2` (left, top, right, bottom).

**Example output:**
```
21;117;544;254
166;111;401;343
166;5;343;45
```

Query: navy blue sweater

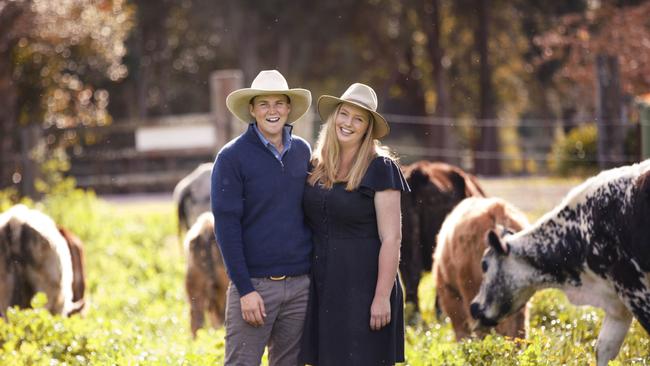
211;124;312;296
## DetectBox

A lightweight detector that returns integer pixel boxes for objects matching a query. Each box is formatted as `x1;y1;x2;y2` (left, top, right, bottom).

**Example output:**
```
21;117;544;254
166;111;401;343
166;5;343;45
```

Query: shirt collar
252;123;293;151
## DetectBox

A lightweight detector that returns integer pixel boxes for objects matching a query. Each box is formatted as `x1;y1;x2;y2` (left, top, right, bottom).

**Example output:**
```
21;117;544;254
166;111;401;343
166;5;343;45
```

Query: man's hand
370;295;391;331
240;291;266;327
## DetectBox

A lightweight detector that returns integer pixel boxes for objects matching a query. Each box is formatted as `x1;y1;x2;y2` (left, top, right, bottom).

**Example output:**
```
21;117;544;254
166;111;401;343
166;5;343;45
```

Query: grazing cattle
173;163;213;238
471;160;650;366
401;161;485;311
0;205;84;317
433;197;529;340
184;212;229;338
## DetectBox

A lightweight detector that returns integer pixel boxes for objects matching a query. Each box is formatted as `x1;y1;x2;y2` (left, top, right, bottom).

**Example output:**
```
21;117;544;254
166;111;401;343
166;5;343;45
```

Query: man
211;70;313;365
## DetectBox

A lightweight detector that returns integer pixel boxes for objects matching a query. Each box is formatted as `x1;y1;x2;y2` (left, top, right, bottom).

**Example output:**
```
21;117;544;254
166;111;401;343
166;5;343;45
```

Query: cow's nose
470;302;482;320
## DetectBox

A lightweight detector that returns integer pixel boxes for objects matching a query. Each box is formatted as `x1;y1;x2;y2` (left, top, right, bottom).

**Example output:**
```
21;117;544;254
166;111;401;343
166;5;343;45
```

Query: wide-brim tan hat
226;70;312;124
317;83;389;139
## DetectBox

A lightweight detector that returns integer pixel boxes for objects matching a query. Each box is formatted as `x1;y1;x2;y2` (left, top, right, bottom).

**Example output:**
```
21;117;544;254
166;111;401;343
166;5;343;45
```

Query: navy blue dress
300;156;410;366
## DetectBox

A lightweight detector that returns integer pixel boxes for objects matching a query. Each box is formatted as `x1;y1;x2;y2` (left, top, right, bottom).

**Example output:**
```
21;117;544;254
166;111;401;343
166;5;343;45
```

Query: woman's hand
370;295;391;330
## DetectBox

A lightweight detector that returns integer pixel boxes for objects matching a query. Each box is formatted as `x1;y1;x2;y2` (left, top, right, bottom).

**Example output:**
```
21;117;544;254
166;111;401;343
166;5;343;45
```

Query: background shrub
548;123;599;177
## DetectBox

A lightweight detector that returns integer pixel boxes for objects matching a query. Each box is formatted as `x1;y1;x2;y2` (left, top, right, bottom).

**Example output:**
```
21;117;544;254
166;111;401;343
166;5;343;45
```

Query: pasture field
0;177;649;365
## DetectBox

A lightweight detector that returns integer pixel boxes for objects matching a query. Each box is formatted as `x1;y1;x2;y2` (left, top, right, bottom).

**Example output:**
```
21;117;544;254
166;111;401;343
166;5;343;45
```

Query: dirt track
98;176;582;220
479;176;582;219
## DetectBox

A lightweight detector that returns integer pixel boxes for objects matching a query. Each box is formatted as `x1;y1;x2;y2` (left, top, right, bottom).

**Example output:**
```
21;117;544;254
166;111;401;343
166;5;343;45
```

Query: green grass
0;189;224;364
0;187;648;365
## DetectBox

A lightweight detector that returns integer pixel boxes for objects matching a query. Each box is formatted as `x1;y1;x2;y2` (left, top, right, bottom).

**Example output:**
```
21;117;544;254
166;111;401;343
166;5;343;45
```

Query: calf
0;205;84;317
401;161;485;311
434;197;529;340
471;160;650;366
184;212;229;338
173;163;213;239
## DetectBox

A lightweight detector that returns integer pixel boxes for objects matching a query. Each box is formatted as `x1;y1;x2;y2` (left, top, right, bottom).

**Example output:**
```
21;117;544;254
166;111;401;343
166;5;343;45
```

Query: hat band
342;98;375;112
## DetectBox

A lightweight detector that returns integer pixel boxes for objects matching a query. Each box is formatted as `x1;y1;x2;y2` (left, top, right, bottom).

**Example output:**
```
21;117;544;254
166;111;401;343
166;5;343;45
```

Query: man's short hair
249;94;291;105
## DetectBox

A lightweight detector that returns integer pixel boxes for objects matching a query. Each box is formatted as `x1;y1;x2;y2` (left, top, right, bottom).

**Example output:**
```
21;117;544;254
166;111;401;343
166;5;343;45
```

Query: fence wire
379;114;641;171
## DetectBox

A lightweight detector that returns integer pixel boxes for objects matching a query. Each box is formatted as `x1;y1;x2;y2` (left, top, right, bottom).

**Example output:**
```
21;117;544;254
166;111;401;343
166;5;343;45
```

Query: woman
300;83;409;365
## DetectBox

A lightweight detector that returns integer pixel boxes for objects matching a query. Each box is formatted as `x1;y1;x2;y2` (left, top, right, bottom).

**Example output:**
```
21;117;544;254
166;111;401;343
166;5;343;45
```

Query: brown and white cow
434;197;529;340
184;211;229;338
401;161;485;311
471;160;650;366
0;205;85;317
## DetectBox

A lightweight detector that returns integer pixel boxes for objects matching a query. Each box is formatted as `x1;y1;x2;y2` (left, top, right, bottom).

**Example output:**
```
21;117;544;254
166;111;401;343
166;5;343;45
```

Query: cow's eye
481;260;488;272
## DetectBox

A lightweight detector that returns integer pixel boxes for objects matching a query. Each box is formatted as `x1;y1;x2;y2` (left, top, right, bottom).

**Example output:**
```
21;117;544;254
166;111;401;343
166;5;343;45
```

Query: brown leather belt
268;275;287;281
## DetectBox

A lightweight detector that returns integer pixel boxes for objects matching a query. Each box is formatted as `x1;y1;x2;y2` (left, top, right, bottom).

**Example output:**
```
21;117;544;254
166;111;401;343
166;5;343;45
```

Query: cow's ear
487;230;509;255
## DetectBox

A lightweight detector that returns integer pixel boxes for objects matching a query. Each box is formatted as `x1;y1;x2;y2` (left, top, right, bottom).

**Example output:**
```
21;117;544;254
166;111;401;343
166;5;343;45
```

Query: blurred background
1;0;650;198
2;2;650;363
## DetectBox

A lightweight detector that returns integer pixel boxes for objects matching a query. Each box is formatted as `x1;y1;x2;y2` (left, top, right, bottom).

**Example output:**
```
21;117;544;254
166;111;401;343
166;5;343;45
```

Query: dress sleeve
359;156;411;197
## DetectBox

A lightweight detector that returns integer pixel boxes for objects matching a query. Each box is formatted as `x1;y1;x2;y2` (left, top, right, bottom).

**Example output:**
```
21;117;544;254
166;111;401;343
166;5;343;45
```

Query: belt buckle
269;275;287;281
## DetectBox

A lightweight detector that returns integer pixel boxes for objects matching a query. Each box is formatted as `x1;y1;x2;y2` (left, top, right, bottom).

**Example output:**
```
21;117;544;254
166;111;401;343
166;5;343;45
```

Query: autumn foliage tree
0;0;133;191
535;1;650;115
534;1;650;167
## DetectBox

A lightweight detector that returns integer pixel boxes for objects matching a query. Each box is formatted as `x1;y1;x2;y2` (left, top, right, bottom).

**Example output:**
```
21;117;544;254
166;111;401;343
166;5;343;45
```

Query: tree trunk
595;54;623;169
229;1;259;84
423;0;454;163
0;50;18;190
0;2;28;190
278;38;291;73
474;0;500;175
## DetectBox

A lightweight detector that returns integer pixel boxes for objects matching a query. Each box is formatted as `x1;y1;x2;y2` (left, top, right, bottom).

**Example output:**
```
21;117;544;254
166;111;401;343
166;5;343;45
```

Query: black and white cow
470;160;650;366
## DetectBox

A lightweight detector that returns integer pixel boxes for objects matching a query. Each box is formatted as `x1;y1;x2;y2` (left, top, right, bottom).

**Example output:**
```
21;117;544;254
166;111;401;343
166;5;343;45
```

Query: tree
0;0;133;191
535;1;650;116
420;0;453;162
535;1;650;167
474;0;500;175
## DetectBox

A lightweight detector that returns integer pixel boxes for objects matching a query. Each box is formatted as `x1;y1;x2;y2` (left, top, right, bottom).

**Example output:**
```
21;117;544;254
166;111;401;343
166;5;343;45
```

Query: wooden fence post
595;54;623;169
210;70;244;152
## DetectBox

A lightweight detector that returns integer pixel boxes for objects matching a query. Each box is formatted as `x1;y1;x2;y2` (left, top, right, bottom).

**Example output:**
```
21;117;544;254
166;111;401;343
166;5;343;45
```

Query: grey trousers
224;275;310;366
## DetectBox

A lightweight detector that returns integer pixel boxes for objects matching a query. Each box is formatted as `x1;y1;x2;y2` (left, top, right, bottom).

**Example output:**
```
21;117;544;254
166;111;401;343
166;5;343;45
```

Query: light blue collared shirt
252;123;293;162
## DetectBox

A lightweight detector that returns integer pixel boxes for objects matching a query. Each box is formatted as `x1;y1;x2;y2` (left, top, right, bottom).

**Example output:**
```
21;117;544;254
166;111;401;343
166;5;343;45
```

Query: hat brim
226;88;312;124
317;96;390;139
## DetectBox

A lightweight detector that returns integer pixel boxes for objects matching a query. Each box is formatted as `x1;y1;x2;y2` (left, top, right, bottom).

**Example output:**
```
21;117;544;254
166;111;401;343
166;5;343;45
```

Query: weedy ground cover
0;181;648;365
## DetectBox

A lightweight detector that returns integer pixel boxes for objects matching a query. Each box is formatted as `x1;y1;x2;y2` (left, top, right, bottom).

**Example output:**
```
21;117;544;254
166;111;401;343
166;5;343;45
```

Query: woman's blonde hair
308;103;393;191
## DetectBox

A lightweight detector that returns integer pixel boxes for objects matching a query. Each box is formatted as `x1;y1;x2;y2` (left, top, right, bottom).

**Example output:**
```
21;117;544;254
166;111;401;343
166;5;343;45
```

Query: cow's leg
207;285;222;328
626;276;650;333
189;296;206;338
208;283;227;328
27;253;67;315
595;311;632;366
437;283;471;340
0;272;14;318
400;195;423;312
495;309;527;339
31;272;65;314
187;271;206;338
